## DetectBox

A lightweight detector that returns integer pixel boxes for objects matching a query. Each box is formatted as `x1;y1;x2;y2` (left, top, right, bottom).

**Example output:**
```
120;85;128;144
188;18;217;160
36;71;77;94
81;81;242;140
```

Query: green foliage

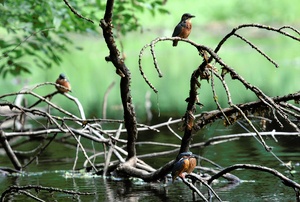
0;0;168;78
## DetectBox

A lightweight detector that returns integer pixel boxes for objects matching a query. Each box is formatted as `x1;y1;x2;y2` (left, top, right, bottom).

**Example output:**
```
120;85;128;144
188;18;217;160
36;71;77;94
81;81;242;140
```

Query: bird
172;13;195;47
176;151;193;160
171;152;197;182
55;73;71;93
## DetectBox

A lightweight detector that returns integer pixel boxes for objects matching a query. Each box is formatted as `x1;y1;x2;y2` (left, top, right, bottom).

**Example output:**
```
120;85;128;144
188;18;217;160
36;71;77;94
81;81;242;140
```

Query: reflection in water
0;120;300;201
1;167;298;201
103;178;172;201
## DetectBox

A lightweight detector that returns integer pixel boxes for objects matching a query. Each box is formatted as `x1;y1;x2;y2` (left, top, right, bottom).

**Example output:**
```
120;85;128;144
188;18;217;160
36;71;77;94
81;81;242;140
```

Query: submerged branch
0;185;95;201
208;164;300;191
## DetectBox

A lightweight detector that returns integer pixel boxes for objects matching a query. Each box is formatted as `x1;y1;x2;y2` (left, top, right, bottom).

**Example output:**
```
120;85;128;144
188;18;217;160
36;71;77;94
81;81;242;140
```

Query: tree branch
100;0;138;160
62;0;94;23
207;164;300;196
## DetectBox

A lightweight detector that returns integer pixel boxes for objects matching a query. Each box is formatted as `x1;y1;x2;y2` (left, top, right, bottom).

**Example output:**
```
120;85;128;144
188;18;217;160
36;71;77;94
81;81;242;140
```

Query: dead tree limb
0;130;22;170
194;92;300;130
0;185;95;202
207;164;300;200
100;0;138;160
116;158;174;182
139;23;300;153
62;0;94;24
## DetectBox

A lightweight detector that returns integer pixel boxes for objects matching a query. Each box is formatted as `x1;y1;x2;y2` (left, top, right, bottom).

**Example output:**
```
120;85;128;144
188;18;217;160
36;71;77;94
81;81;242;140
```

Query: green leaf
158;8;169;14
0;0;167;77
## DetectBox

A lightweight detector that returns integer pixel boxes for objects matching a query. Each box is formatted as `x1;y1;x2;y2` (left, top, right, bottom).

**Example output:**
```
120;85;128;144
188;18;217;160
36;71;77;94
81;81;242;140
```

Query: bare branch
214;24;300;55
0;185;95;201
62;0;94;24
100;0;138;160
102;81;116;119
233;33;278;68
207;164;300;192
181;177;209;201
194;92;300;129
103;124;123;176
0;130;22;170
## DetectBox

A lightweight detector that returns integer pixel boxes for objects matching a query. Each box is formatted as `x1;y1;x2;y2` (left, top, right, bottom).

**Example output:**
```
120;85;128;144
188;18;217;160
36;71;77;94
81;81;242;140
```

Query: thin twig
103;124;123;176
233;33;278;68
167;118;182;140
62;0;94;23
64;123;98;172
102;81;116;119
22;133;58;168
186;173;223;201
18;190;45;202
181;177;208;202
210;67;231;125
0;28;54;60
0;185;95;201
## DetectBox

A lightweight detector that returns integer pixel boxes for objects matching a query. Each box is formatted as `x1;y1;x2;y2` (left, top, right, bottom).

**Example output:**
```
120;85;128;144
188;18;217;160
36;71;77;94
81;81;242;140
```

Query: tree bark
100;0;138;159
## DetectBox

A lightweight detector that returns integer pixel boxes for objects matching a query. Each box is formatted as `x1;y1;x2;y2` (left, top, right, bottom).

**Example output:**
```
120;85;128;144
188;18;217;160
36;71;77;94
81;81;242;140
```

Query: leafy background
0;0;299;120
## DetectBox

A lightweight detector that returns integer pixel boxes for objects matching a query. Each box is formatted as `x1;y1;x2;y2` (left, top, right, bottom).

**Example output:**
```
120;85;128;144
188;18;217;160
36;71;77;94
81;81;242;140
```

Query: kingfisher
172;13;195;47
172;152;197;182
55;73;71;93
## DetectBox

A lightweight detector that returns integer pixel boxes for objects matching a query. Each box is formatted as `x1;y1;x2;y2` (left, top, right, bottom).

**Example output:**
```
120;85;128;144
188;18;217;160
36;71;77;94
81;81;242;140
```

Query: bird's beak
190;15;195;18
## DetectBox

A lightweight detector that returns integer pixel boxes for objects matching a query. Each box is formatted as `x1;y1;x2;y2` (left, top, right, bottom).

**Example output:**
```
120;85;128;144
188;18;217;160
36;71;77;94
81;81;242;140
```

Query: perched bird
176;151;193;160
172;13;195;47
171;152;197;182
185;155;197;174
55;73;71;93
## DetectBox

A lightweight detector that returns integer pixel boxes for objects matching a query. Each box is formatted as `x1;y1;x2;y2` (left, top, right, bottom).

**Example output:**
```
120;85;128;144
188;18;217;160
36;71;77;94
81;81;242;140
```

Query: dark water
0;120;300;201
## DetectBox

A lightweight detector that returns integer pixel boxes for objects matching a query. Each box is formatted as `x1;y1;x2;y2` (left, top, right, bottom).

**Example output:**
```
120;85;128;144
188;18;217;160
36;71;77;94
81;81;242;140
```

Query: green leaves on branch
0;0;168;77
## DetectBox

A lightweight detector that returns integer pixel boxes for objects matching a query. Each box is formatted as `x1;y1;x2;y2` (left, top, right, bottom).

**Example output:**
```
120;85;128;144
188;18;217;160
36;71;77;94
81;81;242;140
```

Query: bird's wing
172;23;183;37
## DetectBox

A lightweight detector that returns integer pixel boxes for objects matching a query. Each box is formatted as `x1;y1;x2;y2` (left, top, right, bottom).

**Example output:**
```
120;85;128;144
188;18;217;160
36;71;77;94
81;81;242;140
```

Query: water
1;120;299;201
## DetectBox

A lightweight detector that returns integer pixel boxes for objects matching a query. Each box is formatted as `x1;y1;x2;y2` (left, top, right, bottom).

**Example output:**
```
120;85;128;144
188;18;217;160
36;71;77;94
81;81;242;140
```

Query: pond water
0;119;299;201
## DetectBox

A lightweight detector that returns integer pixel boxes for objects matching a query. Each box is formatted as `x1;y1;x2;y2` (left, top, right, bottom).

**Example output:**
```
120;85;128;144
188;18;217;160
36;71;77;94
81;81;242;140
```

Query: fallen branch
207;164;300;200
0;185;95;202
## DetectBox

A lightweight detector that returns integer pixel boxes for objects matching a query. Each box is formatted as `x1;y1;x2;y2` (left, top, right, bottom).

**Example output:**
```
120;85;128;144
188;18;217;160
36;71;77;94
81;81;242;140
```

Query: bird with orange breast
55;73;71;93
172;13;195;47
171;152;197;182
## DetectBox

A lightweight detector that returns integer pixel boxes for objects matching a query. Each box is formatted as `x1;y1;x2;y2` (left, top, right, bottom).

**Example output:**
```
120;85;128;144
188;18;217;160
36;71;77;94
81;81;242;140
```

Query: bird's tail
172;40;178;47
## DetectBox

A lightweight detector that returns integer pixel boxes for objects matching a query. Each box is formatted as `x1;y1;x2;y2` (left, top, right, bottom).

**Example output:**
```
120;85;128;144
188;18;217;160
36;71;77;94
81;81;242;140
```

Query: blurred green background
1;0;299;122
